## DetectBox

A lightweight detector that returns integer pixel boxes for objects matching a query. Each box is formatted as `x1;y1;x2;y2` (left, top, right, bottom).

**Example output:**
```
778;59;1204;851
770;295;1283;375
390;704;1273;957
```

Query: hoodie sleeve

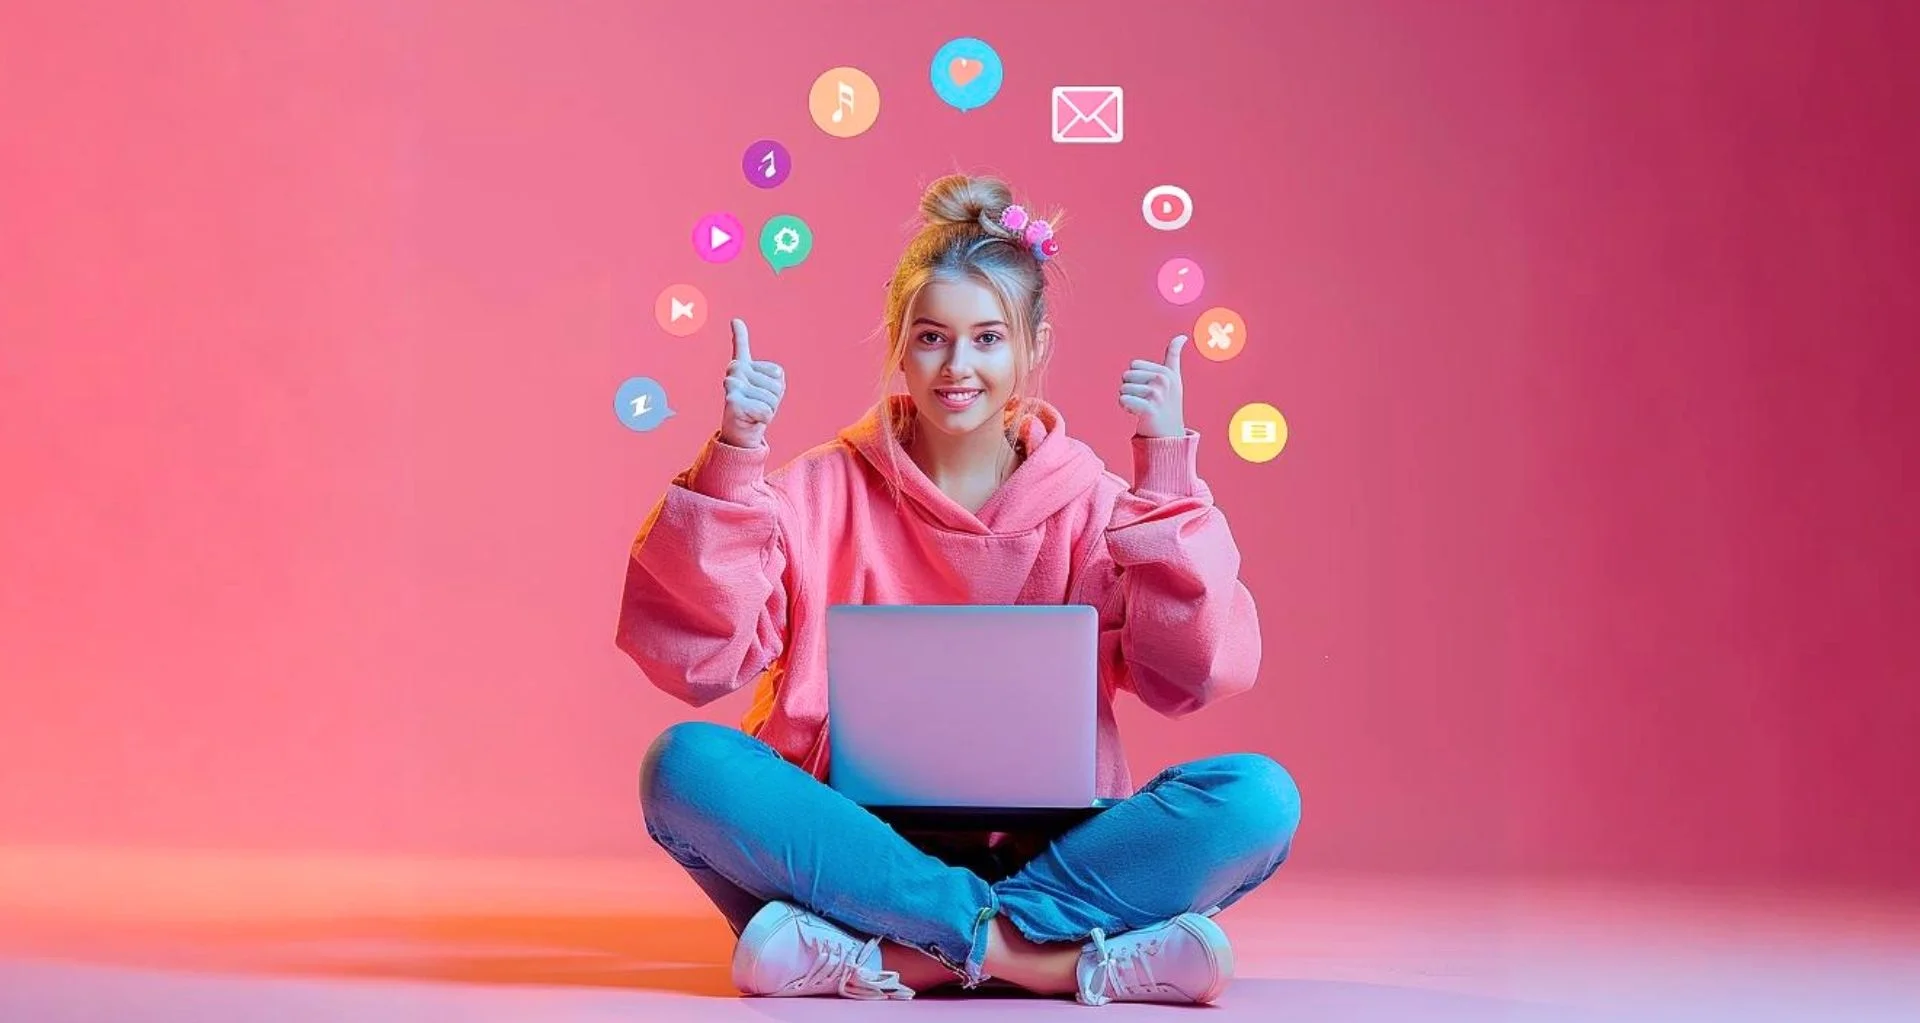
1094;431;1261;718
617;434;791;708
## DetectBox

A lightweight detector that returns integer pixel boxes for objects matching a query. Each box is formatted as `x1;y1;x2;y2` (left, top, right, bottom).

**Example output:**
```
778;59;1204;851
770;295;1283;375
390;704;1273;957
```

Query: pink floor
2;846;1917;1021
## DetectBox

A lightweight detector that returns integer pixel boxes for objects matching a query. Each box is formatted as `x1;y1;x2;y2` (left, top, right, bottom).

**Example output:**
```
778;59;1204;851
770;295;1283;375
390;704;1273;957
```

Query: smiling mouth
932;388;984;410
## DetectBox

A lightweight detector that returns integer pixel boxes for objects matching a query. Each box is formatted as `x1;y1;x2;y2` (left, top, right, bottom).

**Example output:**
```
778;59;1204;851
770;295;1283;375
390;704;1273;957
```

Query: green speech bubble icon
760;214;814;274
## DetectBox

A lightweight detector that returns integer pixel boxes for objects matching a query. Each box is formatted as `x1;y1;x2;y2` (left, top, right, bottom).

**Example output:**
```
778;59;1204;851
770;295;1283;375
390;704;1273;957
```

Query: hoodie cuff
686;433;770;503
1131;430;1203;498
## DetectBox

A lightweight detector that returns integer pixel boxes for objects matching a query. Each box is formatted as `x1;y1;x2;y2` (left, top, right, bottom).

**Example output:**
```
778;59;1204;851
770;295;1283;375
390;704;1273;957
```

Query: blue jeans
639;721;1302;987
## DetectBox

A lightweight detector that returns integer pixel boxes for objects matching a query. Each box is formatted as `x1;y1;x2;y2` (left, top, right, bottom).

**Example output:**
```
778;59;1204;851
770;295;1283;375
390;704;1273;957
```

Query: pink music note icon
831;81;855;123
1156;258;1205;305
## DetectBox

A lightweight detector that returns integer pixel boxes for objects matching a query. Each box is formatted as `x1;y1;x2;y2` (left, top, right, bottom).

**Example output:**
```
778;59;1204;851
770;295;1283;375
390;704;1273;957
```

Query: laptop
826;604;1119;829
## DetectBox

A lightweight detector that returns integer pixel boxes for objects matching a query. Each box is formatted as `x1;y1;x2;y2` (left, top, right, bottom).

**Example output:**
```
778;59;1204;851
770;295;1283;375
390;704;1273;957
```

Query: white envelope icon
1052;86;1124;144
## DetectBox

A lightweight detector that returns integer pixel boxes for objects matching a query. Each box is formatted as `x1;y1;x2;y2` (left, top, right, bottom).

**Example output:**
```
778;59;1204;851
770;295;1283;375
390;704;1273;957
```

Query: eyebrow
911;318;1008;330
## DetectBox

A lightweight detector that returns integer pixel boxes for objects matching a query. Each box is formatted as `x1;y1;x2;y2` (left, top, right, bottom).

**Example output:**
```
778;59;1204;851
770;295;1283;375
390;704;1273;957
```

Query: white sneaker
1075;913;1235;1006
731;900;915;1000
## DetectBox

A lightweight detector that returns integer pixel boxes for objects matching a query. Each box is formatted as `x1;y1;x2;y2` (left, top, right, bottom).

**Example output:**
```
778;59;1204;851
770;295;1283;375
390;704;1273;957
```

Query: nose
942;341;975;375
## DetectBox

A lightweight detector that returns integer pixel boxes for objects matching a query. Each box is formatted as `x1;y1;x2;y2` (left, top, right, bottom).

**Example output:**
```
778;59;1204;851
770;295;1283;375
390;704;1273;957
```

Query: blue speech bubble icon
615;376;674;432
931;37;1003;112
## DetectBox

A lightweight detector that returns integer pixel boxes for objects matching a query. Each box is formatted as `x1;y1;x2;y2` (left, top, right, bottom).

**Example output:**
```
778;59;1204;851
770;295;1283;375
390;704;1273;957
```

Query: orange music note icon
810;67;879;138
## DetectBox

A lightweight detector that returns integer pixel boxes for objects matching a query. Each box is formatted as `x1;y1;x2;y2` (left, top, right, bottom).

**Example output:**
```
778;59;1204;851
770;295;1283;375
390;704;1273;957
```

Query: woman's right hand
719;318;786;449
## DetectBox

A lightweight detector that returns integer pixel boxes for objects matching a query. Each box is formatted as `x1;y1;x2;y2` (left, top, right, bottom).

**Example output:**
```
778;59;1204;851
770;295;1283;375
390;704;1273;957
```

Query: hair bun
919;173;1016;233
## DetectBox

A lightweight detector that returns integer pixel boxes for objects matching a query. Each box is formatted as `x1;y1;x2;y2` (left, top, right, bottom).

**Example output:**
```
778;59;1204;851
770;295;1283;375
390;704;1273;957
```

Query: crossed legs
639;721;1301;994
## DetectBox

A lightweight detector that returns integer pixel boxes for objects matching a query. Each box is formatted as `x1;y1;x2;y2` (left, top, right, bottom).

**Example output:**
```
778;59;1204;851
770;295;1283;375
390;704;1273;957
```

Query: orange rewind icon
655;283;708;338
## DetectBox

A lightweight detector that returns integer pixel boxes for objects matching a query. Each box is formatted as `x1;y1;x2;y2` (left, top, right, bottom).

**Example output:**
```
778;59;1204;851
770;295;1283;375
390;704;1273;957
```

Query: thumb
1165;333;1188;373
731;318;751;364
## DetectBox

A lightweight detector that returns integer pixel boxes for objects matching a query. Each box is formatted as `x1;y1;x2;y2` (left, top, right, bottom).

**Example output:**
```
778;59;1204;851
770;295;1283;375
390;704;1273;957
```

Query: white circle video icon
1142;185;1192;231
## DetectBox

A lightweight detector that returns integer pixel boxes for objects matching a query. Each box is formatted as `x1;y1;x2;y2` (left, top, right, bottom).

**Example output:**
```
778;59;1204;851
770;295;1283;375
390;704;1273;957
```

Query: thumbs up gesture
1119;334;1189;439
719;318;786;449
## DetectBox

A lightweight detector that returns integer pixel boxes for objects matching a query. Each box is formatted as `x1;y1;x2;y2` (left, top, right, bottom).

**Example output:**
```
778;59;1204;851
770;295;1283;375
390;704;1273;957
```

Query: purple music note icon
743;139;791;189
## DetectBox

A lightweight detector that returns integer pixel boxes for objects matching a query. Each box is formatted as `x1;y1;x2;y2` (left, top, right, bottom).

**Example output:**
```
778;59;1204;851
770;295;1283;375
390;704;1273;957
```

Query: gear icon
773;226;801;255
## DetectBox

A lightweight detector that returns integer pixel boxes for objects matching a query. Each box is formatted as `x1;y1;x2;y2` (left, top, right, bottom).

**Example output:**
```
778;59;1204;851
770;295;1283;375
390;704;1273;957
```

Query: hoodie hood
838;395;1108;535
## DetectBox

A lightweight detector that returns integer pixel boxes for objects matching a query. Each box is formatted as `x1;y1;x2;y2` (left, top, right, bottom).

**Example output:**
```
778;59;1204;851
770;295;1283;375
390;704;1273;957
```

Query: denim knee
1183;752;1303;858
638;720;762;832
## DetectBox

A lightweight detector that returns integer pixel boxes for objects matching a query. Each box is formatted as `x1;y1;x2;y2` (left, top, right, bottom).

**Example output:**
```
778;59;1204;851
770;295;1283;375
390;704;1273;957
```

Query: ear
1031;320;1054;370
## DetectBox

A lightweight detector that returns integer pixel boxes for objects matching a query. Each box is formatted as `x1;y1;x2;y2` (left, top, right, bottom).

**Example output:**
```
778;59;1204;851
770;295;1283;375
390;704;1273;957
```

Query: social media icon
1052;86;1124;143
1142;185;1192;231
931;37;1004;112
615;377;675;432
1228;403;1288;463
744;139;791;189
1156;257;1204;305
654;284;708;337
810;66;880;138
693;212;744;263
1193;307;1246;362
760;214;813;274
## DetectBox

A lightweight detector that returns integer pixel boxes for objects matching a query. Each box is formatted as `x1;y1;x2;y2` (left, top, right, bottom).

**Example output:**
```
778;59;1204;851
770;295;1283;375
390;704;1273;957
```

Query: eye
976;332;1003;346
917;331;947;345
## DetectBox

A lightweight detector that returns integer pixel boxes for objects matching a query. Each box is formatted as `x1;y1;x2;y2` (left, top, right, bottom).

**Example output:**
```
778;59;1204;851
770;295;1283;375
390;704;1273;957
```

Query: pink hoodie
617;395;1261;797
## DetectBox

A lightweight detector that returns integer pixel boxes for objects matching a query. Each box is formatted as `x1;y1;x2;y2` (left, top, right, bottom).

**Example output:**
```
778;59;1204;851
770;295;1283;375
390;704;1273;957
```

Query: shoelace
1080;927;1167;1005
791;932;912;1001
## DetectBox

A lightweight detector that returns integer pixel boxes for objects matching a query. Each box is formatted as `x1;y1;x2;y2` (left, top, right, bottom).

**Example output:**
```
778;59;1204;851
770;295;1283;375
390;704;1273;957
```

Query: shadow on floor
731;979;1584;1021
8;917;1595;1017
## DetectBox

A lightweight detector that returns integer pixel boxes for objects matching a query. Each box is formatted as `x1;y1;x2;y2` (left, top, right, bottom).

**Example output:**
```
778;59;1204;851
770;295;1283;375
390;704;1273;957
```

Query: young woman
619;174;1301;1006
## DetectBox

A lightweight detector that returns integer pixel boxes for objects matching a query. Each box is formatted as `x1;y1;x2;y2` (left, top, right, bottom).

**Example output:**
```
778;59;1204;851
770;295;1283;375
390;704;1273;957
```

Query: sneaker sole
731;900;803;995
1175;912;1235;1004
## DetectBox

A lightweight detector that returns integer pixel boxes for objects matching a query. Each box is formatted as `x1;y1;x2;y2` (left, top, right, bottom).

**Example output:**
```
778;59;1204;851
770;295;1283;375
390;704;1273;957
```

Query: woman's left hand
1120;334;1189;439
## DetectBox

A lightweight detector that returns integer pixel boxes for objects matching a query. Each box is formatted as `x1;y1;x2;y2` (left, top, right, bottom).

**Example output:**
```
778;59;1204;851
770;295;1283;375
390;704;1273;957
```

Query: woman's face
899;279;1037;439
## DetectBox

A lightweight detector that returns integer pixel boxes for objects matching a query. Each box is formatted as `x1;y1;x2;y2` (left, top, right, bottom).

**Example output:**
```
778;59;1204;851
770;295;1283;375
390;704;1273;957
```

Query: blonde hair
874;174;1062;449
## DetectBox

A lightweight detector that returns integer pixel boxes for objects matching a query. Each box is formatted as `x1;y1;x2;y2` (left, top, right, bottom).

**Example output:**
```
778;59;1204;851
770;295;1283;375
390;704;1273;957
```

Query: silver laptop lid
826;604;1099;809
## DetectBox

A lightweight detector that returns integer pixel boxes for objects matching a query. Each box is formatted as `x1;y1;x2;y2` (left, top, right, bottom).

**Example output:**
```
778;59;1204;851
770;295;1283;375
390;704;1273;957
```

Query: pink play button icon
692;212;744;263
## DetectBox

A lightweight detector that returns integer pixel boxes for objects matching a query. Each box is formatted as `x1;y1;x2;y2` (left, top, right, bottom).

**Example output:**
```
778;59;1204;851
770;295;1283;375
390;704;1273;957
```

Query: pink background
3;0;1917;894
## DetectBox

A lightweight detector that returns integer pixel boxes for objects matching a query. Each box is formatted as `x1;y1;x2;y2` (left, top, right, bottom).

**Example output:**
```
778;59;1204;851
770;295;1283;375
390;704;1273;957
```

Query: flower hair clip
998;204;1059;262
